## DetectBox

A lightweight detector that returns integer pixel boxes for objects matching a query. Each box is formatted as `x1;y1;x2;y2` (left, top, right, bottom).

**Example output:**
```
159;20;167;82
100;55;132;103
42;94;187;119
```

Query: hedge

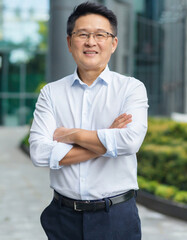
137;118;187;191
138;176;187;204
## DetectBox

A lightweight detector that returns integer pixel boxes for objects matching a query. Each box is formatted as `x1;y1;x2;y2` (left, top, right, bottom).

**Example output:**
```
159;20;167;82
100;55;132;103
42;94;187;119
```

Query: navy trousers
40;196;141;240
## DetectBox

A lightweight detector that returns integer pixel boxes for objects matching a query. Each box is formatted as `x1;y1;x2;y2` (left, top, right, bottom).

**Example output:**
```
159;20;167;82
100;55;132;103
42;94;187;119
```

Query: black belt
54;190;136;212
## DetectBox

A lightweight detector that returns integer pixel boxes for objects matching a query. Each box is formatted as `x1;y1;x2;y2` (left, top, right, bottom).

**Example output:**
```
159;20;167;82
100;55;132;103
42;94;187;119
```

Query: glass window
0;0;49;126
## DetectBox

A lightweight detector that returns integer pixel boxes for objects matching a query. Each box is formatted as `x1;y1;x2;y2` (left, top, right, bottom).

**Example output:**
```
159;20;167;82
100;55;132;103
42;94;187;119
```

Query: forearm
59;145;100;166
72;114;132;155
73;129;106;155
53;113;132;157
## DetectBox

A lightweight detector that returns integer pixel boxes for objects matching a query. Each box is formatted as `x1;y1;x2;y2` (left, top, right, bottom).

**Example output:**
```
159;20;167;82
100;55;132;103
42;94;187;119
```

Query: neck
77;67;105;86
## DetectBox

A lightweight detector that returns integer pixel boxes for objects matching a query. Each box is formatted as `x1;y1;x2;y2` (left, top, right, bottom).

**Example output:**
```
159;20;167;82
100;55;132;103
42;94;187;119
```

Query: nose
85;33;97;46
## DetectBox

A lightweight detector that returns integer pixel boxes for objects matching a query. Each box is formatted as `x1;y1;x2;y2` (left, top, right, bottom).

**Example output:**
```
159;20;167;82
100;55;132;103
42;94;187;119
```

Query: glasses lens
72;31;113;42
77;32;88;39
95;33;108;42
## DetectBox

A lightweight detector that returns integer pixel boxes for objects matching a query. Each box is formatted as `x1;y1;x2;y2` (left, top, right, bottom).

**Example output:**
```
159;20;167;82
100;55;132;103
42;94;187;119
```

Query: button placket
80;87;90;198
81;88;90;129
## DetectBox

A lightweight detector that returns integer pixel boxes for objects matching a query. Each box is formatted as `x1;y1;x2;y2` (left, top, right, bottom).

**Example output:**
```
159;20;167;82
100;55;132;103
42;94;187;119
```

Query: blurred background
0;0;48;126
0;0;187;127
0;0;187;239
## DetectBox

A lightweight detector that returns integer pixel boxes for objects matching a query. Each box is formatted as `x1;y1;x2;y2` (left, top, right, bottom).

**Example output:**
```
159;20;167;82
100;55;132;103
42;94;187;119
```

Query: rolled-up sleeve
29;85;73;169
50;142;73;169
97;81;149;158
97;129;117;157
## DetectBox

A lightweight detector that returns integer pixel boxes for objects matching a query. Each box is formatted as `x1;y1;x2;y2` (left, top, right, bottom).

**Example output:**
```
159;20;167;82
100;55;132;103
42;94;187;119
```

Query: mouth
83;51;98;55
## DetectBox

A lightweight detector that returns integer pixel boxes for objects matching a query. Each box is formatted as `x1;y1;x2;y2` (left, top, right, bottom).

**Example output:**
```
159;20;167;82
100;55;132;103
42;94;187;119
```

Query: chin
85;65;103;71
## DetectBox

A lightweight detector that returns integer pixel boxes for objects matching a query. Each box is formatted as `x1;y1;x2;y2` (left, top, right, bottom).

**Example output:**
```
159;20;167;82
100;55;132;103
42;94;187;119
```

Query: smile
83;51;98;54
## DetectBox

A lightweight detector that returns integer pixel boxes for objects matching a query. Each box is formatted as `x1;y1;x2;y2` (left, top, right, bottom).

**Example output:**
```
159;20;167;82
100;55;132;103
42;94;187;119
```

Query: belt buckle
74;200;90;211
74;201;82;211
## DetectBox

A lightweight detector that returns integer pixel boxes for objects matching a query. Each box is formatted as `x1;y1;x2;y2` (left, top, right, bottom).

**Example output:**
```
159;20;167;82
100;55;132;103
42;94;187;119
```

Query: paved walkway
0;126;187;240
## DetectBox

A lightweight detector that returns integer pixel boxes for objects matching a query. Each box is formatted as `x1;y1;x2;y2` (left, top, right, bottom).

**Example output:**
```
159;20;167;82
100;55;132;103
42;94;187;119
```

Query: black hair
67;1;118;36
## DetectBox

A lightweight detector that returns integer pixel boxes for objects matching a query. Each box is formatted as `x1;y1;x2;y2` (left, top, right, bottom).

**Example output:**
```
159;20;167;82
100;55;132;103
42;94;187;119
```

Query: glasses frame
71;31;116;42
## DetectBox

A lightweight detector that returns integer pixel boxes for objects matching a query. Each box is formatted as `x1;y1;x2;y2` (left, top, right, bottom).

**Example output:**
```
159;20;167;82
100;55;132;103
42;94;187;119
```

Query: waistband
54;190;136;212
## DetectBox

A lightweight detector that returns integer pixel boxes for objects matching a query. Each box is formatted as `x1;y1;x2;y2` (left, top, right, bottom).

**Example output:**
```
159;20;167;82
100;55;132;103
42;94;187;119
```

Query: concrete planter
136;190;187;221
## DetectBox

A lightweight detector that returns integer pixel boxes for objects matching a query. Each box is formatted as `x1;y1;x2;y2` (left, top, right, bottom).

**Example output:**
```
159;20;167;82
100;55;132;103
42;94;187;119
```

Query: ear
67;35;72;53
111;37;118;54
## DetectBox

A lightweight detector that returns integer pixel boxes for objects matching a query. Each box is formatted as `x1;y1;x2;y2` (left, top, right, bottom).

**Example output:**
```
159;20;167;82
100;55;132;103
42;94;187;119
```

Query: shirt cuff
49;142;73;169
97;129;117;158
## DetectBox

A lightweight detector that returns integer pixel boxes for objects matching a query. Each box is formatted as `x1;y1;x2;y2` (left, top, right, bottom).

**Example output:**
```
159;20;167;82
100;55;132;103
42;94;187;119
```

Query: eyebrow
76;28;108;32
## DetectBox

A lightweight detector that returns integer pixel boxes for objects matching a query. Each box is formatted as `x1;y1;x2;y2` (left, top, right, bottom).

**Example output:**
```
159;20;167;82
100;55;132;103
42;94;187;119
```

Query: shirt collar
70;65;111;87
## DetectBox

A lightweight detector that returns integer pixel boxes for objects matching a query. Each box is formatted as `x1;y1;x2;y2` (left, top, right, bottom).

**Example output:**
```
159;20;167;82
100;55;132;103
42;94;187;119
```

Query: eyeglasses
71;30;116;42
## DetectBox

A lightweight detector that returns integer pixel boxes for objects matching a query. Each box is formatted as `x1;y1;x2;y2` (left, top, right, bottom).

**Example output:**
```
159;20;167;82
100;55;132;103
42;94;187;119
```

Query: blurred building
136;0;187;115
161;0;187;115
0;0;49;125
0;0;187;126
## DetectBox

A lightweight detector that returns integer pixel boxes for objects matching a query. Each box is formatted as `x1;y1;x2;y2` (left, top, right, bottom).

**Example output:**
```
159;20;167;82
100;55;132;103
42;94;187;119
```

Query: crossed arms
29;81;148;168
53;113;132;166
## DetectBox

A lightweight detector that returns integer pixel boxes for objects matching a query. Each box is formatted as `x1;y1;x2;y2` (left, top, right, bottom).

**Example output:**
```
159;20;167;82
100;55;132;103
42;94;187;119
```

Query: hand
53;127;80;143
109;113;132;129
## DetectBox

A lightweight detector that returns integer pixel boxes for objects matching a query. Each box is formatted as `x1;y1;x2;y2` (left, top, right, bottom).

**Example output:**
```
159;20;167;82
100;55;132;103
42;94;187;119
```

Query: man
29;2;148;240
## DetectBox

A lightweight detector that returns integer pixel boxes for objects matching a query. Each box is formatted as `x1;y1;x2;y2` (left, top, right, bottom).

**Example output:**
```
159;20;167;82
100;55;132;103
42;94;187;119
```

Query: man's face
67;14;118;74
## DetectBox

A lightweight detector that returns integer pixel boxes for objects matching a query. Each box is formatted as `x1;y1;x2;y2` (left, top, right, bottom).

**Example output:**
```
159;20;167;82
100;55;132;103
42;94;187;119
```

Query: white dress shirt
29;66;149;200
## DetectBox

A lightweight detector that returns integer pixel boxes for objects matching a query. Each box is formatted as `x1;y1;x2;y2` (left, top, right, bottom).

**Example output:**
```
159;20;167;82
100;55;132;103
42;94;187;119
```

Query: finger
123;114;132;120
109;113;132;128
117;114;132;125
114;114;129;125
115;116;132;128
117;113;132;122
122;118;132;127
115;113;127;121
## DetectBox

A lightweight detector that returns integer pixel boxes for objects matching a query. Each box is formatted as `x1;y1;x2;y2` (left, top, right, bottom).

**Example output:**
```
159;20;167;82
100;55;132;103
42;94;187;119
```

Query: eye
95;33;106;38
95;33;108;40
78;33;88;38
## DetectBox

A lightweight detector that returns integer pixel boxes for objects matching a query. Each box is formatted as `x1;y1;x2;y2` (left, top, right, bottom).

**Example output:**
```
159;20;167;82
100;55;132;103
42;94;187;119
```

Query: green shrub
22;133;29;147
138;177;158;194
137;176;149;191
165;123;187;140
138;176;187;204
155;185;178;200
143;118;187;146
138;118;187;191
146;180;159;194
35;82;46;93
138;144;187;189
174;191;187;204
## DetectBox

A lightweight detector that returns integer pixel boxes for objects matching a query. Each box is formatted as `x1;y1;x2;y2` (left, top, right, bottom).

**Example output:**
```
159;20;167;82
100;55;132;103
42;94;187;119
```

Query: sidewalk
0;126;187;240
